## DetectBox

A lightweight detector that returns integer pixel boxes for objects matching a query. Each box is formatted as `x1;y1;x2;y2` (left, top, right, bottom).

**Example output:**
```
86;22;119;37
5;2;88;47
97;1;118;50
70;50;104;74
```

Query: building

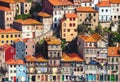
70;0;81;7
0;44;16;62
110;0;120;21
43;0;75;29
23;38;35;56
61;53;85;81
60;13;78;42
107;47;120;82
0;0;32;17
80;0;99;8
13;39;25;59
45;37;62;82
13;18;43;39
77;33;108;81
76;7;98;30
6;59;27;82
37;12;52;34
96;0;111;22
0;28;21;45
0;6;14;29
96;0;111;27
25;55;48;82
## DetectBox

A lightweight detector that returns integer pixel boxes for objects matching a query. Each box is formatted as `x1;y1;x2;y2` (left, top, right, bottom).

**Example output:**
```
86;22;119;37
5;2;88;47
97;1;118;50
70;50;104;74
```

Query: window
73;23;75;27
18;34;20;37
1;35;4;38
67;29;70;32
80;14;82;16
6;35;9;38
73;18;75;21
11;35;13;38
106;9;108;12
94;13;96;16
69;23;72;27
54;52;56;54
33;45;35;48
74;29;77;32
70;18;72;21
114;16;116;19
71;34;73;36
63;23;66;27
15;34;17;37
25;10;27;13
1;41;4;43
64;29;66;32
93;19;96;22
117;9;119;12
63;34;66;37
6;40;9;43
101;9;104;12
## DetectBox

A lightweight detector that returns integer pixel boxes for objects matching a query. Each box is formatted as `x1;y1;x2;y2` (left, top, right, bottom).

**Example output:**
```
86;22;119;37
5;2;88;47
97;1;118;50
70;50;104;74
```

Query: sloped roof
76;7;98;13
65;13;77;18
45;37;61;45
15;19;42;25
37;12;51;17
108;47;120;57
48;0;73;6
1;44;13;51
110;0;120;4
0;0;28;4
0;28;20;33
97;0;111;7
6;59;25;65
0;6;11;11
79;35;97;42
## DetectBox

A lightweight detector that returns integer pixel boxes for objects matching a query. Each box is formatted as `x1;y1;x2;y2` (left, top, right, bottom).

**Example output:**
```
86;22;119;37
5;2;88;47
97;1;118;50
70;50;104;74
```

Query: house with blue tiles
13;39;25;59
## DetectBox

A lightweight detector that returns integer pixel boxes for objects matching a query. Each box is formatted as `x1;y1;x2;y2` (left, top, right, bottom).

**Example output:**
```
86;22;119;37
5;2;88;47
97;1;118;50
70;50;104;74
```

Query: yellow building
61;13;78;42
0;28;21;45
76;7;98;30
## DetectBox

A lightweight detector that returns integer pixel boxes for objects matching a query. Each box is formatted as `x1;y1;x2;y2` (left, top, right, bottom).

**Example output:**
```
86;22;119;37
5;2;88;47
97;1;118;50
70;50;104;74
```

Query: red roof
97;1;111;7
108;47;120;57
110;0;120;4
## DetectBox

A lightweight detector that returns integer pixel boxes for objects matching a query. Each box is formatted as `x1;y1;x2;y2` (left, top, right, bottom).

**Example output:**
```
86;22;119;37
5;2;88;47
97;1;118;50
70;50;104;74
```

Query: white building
96;0;111;22
43;0;75;29
110;0;120;21
81;0;100;8
13;19;43;39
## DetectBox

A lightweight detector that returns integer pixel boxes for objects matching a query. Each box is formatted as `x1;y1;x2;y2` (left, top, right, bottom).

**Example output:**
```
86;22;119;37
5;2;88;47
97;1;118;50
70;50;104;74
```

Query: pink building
23;38;35;56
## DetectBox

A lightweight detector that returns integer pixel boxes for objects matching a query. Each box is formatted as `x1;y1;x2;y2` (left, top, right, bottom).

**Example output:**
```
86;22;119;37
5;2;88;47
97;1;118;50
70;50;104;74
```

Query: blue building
96;1;111;22
14;39;25;59
16;60;27;82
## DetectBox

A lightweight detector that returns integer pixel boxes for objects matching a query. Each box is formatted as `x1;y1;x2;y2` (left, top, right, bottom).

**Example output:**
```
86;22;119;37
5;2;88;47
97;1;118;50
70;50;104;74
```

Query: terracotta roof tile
97;1;111;7
6;59;25;65
0;0;28;4
14;39;21;43
25;55;36;61
79;35;97;42
0;6;11;11
48;0;73;6
62;53;72;62
69;53;84;62
91;33;102;41
62;53;84;62
0;28;21;33
108;47;120;57
81;0;91;3
37;12;51;17
15;19;42;25
110;0;120;4
65;13;77;18
76;7;98;13
36;56;48;62
45;37;61;45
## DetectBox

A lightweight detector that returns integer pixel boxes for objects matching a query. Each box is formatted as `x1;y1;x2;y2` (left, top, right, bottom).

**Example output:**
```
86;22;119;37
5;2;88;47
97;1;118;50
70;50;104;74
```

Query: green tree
95;24;103;35
77;24;89;34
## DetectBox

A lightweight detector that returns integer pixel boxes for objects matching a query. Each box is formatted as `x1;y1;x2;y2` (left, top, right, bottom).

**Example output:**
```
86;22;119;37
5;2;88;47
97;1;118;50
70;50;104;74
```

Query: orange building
61;13;78;42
